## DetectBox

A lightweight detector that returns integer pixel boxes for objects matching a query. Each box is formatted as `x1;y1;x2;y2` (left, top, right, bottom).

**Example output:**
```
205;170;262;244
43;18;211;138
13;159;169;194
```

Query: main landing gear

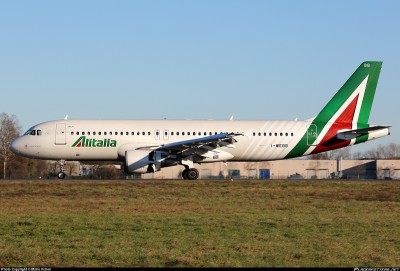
180;156;199;180
182;168;199;180
57;160;66;179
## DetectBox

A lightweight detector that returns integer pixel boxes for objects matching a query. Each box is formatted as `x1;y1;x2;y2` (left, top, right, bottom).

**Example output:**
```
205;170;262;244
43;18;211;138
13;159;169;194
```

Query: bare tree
383;143;400;159
359;143;400;160
327;147;352;160
308;152;329;160
308;147;353;160
0;113;20;179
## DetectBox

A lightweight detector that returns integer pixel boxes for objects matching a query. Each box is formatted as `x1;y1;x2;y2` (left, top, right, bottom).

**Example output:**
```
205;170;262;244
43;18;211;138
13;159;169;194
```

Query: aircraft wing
137;132;243;153
336;126;391;140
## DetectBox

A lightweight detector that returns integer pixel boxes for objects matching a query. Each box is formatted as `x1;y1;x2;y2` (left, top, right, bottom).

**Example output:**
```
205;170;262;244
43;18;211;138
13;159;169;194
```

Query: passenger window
182;132;185;136
120;132;123;135
258;132;261;136
93;132;96;135
177;132;180;136
115;132;118;135
253;132;256;136
126;132;129;135
37;130;42;136
71;131;74;135
104;132;107;135
291;133;294;136
77;131;80;135
274;133;277;136
280;133;283;136
131;132;134;135
269;132;272;136
148;132;151;135
142;132;145;136
30;130;36;135
171;132;174;136
88;131;91;135
285;133;288;136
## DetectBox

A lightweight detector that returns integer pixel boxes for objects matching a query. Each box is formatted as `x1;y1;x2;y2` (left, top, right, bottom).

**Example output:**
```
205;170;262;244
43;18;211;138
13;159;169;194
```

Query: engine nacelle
124;150;168;174
124;149;153;173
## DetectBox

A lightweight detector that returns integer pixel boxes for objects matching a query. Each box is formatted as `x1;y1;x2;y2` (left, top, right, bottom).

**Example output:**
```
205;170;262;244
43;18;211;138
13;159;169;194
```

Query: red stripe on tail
312;94;359;154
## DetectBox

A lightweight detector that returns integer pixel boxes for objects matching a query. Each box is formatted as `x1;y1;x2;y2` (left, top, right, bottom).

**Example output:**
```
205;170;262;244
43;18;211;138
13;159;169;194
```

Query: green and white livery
10;61;390;179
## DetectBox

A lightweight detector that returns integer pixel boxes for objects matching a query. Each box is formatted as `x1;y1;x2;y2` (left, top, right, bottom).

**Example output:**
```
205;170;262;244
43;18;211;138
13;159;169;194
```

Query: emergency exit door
55;123;66;145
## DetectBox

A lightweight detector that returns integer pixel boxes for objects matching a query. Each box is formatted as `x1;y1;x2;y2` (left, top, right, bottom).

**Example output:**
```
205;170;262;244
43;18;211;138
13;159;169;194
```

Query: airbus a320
10;61;390;179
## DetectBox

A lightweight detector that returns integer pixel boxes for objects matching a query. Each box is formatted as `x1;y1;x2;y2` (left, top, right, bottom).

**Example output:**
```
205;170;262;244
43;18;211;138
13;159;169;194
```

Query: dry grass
0;179;399;267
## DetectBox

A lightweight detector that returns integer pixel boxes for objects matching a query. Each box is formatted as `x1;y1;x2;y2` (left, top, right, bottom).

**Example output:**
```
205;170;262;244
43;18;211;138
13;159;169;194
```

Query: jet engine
124;150;176;174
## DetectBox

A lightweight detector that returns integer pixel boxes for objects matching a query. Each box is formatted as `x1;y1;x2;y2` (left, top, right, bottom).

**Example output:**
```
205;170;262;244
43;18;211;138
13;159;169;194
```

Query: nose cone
9;137;23;155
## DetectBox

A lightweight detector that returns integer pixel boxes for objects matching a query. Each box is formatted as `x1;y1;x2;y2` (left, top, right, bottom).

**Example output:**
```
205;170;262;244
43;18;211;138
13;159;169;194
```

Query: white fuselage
11;119;310;162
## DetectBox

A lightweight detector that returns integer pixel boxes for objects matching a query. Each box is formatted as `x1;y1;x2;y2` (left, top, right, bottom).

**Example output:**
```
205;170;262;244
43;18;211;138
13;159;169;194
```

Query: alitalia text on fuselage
72;136;117;148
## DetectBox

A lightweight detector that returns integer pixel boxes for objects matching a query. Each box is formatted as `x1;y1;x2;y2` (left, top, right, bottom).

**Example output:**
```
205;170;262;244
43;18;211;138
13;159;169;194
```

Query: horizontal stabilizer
336;126;391;140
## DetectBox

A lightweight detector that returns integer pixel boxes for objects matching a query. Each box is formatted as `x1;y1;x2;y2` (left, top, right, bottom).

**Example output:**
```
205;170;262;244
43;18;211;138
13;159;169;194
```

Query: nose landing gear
57;171;66;179
57;160;66;179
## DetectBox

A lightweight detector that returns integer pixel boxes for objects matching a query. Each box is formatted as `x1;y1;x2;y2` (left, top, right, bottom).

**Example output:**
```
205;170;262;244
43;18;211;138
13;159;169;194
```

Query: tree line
0;113;48;178
0;112;399;179
308;143;400;160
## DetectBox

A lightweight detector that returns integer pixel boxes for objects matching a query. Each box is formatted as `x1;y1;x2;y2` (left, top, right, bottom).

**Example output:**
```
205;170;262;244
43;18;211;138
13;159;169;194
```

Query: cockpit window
24;129;42;136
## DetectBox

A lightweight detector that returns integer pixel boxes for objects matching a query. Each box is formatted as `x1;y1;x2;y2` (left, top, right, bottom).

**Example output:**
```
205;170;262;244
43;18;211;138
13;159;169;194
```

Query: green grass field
0;179;399;267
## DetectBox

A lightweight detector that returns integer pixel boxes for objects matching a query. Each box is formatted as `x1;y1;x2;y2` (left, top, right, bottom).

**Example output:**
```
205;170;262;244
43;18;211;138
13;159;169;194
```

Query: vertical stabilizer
314;61;382;128
286;61;383;158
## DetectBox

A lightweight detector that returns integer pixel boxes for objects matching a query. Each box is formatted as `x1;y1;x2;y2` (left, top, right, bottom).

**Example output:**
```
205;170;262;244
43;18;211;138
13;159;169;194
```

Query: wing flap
136;132;243;152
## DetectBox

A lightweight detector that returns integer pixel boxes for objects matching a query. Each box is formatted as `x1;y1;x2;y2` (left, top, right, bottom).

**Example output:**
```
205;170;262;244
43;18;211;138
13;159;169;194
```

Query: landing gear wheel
182;169;189;179
57;160;66;179
57;172;66;179
186;168;199;180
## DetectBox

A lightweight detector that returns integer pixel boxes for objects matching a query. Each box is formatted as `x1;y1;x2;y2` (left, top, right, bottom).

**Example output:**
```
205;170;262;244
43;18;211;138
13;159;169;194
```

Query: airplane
10;61;390;180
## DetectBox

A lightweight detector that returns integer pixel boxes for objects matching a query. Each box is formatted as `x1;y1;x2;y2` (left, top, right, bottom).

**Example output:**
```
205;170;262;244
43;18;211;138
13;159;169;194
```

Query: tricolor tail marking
285;61;382;158
311;94;358;153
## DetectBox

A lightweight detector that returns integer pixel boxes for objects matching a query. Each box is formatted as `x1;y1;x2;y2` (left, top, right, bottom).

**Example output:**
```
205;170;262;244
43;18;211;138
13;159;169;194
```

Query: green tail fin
314;61;382;126
286;61;383;158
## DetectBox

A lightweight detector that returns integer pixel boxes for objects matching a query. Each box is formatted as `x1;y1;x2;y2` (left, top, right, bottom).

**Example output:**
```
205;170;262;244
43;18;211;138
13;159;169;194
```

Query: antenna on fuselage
229;115;234;121
64;114;68;120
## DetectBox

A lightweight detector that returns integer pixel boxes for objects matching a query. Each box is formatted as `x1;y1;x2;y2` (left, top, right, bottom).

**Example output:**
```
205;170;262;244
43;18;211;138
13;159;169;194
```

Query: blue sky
1;0;399;153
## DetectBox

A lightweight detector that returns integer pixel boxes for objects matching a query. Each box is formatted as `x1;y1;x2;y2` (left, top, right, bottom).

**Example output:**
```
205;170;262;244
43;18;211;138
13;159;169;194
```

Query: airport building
147;159;400;180
67;159;400;180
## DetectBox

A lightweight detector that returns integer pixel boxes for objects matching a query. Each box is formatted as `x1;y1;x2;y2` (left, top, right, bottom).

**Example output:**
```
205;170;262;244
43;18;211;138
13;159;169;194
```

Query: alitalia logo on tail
72;136;117;147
